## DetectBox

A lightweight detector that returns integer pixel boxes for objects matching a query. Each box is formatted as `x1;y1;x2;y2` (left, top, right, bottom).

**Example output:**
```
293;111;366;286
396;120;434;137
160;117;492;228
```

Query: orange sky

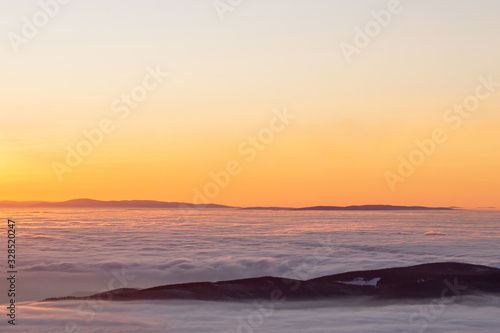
1;0;499;209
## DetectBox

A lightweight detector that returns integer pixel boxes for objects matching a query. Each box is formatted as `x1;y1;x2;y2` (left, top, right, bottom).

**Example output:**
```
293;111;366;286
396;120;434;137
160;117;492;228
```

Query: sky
0;0;499;208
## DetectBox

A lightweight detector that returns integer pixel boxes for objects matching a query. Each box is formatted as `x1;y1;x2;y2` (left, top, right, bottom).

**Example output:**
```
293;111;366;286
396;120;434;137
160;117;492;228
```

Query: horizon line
0;198;483;210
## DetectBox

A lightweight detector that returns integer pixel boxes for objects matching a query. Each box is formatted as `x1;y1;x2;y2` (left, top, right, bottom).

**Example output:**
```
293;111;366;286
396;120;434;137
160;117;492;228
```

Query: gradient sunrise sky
1;0;499;208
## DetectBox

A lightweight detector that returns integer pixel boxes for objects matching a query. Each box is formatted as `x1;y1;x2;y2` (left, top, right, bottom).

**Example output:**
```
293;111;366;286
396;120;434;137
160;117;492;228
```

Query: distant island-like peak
0;199;457;211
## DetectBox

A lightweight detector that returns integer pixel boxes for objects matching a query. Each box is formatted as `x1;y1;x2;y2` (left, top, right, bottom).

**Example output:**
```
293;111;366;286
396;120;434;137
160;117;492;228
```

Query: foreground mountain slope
44;262;500;302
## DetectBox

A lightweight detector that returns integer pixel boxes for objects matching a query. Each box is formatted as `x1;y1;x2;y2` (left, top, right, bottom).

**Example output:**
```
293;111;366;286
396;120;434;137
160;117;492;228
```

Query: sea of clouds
14;296;500;333
1;209;499;332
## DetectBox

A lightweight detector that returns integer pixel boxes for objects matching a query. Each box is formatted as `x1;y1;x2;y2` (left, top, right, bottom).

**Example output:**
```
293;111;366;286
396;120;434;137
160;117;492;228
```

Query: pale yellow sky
1;0;499;208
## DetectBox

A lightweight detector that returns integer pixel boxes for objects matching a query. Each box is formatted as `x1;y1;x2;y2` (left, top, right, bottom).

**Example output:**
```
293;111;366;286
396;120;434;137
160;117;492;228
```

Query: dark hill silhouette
0;199;229;209
44;262;500;302
294;205;454;211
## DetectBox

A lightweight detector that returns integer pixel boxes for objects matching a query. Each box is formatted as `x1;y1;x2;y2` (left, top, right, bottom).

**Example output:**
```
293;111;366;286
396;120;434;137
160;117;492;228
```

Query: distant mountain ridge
0;199;456;210
255;205;456;211
0;199;229;209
